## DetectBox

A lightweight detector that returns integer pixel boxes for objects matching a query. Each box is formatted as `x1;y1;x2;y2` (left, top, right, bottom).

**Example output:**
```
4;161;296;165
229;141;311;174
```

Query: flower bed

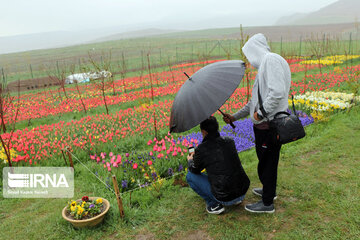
293;91;359;121
88;110;313;192
293;91;359;112
300;55;360;66
90;134;188;192
180;110;314;153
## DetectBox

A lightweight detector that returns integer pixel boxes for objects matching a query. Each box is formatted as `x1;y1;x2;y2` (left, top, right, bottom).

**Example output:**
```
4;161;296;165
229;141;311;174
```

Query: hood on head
242;33;270;69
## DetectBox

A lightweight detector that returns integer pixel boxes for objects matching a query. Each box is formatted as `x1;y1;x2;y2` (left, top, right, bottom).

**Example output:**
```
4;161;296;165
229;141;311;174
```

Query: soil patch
176;230;213;240
7;76;60;92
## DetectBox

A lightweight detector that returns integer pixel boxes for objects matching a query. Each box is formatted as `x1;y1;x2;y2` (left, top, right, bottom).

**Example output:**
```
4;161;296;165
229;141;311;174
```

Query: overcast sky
1;0;339;37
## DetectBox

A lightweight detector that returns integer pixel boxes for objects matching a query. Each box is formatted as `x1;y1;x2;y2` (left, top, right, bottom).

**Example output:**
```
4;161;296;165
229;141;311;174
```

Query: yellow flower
77;206;84;215
71;201;76;207
96;198;103;204
81;201;86;208
70;205;76;212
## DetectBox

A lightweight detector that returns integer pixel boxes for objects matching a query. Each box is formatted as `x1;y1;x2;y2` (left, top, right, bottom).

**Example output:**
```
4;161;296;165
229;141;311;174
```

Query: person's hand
223;113;235;124
253;112;262;121
187;152;194;161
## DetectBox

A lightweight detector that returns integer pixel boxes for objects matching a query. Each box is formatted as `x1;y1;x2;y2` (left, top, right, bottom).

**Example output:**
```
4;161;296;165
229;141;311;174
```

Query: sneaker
252;188;277;200
206;203;225;214
245;201;275;213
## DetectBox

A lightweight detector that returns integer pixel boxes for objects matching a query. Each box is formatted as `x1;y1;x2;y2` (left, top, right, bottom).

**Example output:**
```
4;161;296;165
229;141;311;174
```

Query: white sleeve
261;57;287;115
232;101;250;120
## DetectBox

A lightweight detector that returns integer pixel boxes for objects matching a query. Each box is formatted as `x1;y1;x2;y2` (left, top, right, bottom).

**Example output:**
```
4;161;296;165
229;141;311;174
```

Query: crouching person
186;116;250;214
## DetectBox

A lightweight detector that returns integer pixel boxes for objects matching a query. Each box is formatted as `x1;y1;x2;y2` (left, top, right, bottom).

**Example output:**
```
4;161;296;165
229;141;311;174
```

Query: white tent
65;71;112;84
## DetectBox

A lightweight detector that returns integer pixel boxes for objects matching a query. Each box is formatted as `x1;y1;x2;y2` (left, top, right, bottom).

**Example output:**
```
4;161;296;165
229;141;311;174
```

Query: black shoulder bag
258;87;306;144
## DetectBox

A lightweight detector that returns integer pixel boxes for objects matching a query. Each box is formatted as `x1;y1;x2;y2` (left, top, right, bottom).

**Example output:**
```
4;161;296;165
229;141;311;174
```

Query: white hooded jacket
233;33;291;124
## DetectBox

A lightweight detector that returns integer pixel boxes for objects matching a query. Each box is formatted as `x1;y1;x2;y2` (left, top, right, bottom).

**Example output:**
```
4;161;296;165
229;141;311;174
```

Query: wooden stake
61;149;68;165
112;175;125;218
66;149;74;169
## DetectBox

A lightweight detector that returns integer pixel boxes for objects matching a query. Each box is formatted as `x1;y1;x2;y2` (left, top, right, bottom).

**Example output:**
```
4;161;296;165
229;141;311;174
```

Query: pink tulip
116;155;122;164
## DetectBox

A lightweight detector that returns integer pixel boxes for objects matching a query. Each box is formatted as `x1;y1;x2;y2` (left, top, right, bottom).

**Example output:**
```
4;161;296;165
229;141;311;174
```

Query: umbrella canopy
169;60;245;133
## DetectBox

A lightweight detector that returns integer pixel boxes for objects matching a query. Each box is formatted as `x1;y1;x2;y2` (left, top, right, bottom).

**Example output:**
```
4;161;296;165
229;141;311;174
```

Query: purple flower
121;180;128;188
179;110;313;153
89;204;95;209
168;168;173;176
178;164;183;172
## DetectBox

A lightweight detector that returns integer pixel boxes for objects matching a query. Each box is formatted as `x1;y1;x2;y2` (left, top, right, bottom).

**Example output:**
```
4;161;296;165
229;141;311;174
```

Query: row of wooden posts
61;148;125;218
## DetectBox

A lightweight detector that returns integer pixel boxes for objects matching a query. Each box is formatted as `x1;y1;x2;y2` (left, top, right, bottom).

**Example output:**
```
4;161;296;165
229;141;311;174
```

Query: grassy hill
277;0;360;25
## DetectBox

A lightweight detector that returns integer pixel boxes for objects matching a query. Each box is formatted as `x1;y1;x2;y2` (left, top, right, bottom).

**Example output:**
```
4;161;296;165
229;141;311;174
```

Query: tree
47;61;70;100
0;78;21;167
88;51;113;115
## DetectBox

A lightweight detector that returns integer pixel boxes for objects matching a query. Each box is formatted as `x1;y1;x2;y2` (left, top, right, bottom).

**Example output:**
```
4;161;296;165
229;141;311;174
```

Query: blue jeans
186;171;245;207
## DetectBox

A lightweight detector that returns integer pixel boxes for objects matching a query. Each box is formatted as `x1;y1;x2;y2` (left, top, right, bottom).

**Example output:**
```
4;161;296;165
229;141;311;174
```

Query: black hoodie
188;133;250;202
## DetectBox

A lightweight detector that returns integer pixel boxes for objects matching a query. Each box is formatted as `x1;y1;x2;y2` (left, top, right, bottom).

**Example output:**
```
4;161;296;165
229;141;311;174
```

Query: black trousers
253;126;282;205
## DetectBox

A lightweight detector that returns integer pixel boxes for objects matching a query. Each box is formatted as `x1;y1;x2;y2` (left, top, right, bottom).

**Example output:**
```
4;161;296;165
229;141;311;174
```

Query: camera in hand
188;146;195;153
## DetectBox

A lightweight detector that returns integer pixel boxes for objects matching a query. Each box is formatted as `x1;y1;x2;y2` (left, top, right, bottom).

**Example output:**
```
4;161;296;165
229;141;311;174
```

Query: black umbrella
169;60;245;133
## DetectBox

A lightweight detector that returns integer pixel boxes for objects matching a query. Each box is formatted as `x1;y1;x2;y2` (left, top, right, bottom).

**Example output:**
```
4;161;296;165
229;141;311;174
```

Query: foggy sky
0;0;338;37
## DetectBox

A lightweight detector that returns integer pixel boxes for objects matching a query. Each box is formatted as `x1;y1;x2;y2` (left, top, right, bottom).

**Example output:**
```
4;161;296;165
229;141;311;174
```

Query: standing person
223;33;291;213
186;116;250;214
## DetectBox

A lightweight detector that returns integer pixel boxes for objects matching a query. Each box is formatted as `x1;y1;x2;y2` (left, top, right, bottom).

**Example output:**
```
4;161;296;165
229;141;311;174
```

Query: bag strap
291;95;297;116
258;84;297;117
257;85;268;118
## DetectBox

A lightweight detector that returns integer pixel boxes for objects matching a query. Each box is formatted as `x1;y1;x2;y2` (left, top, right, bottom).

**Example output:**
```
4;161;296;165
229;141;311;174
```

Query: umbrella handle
184;72;190;79
218;109;236;129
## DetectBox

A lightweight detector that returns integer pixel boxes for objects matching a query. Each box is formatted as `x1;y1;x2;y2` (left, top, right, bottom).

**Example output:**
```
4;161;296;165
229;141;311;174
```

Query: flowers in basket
67;196;103;220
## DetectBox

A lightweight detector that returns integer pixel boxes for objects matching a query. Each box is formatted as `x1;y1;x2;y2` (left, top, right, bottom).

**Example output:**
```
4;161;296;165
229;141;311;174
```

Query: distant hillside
276;0;360;25
0;31;79;54
0;27;178;54
93;28;180;42
156;23;358;42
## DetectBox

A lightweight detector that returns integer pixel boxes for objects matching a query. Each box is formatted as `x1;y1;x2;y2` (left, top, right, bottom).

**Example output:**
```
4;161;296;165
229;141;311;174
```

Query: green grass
0;106;359;240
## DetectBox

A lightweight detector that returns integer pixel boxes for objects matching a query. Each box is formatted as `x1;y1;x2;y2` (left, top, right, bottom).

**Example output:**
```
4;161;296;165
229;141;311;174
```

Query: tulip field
1;55;360;180
1;48;360;239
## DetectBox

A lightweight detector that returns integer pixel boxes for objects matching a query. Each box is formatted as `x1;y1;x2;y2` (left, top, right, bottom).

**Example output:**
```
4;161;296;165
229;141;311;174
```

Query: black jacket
188;133;250;202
